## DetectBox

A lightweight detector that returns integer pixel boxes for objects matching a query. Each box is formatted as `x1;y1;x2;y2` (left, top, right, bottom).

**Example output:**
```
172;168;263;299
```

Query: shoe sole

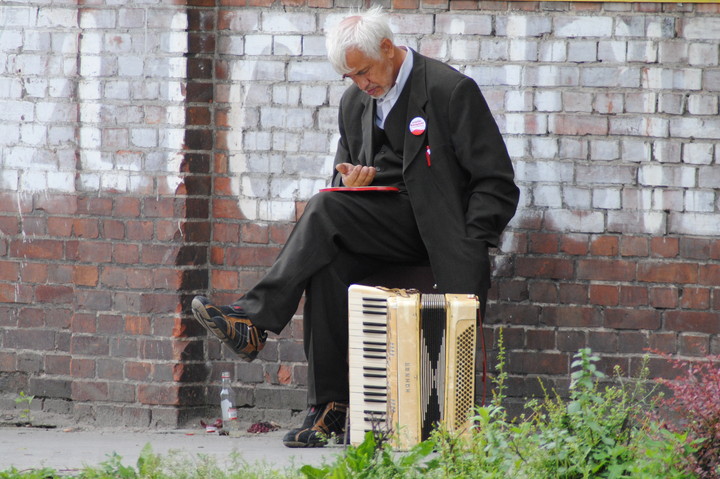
191;297;223;337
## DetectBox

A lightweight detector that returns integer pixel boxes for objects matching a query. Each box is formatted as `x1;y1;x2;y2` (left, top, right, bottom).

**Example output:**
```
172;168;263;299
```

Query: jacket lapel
361;96;375;166
403;50;429;171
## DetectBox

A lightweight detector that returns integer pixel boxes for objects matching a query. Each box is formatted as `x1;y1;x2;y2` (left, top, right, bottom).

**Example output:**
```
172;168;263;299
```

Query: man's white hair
326;6;394;75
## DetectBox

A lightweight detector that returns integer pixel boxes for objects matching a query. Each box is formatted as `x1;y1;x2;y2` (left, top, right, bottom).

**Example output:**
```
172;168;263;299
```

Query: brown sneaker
282;402;348;448
191;296;267;362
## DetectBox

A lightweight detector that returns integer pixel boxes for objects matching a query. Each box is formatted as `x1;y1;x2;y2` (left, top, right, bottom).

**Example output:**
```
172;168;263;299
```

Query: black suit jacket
331;50;519;300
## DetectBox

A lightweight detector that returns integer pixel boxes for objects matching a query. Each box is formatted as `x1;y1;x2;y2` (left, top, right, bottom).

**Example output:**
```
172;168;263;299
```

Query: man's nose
354;76;369;90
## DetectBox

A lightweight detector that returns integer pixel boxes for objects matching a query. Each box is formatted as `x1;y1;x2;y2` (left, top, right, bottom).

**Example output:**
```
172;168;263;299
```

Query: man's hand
335;163;376;187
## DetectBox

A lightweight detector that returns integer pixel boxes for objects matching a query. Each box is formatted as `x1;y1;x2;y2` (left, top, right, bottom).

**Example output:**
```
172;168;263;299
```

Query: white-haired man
192;7;519;448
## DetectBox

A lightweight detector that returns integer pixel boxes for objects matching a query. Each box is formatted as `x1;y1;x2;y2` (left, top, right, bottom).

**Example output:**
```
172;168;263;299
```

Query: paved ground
0;425;345;474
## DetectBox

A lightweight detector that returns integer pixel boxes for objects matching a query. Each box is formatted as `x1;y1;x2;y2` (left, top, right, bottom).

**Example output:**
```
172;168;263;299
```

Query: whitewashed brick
37;8;78;28
646;17;675;39
654;141;681;164
534;91;561;112
232;60;285;82
683;143;714;165
275;36;302;56
562;92;593;112
130;128;157;148
538;41;567;62
301;85;326;107
642;67;702;90
118;56;143;76
20;124;46;146
509;39;538;62
622;140;651;163
504;113;548;135
659;41;688;64
21;170;48;192
594;93;623;114
698;165;720;189
625;92;656;113
506;90;533;112
436;13;492;35
262;12;315;33
622;187;652;210
658;93;684;115
273;84;300;106
388;14;433;35
105;80;130;100
450;38;480;61
501;15;552;38
545;209;604;233
598;41;627;62
590;140;620;161
0;168;18;190
160;128;183;149
593;188;621;209
0;30;23;51
689;43;718;67
505;137;527;158
261;107;313;129
563;187;592;209
36;102;77;122
273;131;300;152
270;177;298;199
119;9;145;28
685;190;715;212
559;138;588;160
627;40;657;63
47;171;75;192
639;164;695;187
581;67;640;88
302;35;326;56
246;35;272;56
0;78;23;99
670;117;720;140
534;185;562;207
555;16;613;38
419;38;448;61
48;78;73;98
688;94;718;115
287;61;335;82
466;65;522;87
669;212;720;236
652;188;683;212
515;160;573;183
615;16;645;37
0;7;34;28
683;18;720;41
523;65;579;87
530;137;558;159
48;126;74;146
577;165;635;185
301;131;329;153
608;211;665;235
80;10;116;29
23;31;51;52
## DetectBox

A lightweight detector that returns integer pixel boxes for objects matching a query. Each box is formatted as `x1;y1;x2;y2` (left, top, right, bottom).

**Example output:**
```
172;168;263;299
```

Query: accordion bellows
348;284;478;449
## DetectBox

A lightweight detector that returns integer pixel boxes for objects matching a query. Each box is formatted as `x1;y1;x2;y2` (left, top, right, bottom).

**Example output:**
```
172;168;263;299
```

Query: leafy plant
654;353;720;479
14;392;34;424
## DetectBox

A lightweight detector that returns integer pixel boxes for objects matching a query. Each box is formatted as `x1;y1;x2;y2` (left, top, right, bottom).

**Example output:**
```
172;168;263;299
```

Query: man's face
343;39;397;99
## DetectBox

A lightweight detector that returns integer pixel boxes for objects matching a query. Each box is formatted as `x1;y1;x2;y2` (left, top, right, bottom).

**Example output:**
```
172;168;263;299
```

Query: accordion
348;284;479;449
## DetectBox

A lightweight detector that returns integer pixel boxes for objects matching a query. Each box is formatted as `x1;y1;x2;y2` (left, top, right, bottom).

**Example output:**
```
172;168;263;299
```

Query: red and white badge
409;117;426;136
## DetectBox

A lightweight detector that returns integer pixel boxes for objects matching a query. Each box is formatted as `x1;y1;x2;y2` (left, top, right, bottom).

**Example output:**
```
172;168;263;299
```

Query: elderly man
192;7;519;448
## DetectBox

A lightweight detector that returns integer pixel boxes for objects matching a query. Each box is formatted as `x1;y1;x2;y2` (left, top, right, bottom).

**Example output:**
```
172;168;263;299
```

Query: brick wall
1;0;718;426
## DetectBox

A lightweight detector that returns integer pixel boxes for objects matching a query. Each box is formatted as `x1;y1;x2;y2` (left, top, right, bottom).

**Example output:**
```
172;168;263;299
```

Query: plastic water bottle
220;371;238;424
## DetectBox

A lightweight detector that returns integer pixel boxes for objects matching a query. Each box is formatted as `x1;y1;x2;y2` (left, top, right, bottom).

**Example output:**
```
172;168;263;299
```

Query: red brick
0;193;32;213
649;287;678;309
680;237;712;260
508;351;569;375
46;308;72;329
213;198;245;220
0;216;19;236
125;316;151;335
114;197;141;217
497;279;530;302
617;331;648;353
71;335;110;356
138;384;180;405
589;284;619;306
620;236;648;257
98;314;124;334
72;219;100;239
680;287;711;310
113;243;140;264
10;239;63;260
557;330;586;352
225;246;282;268
71;358;96;378
550;114;609;136
650;237;678;258
515;257;574;280
619;285;648;307
528;281;557;303
78;196;113;215
35;194;77;215
559;283;588;304
18;307;44;328
72;381;109;402
269;223;293;245
47;264;72;284
241;223;269;244
35;285;74;303
156;220;183;242
678;334;709;357
19;263;48;283
560;234;589;255
214;223;239;243
102;220;125;239
142;244;181;264
0;261;20;281
126;361;152;381
74;241;113;263
212;269;239;291
590;235;619;256
46;217;72;236
709;239;720;260
577;259;636;282
637;261;697;284
588;330;618;353
649;331;677;354
97;358;125;380
542;306;601;328
526;328;555;350
666;311;720;334
605;308;660;330
699;264;720;286
126;221;154;241
528;233;559;254
73;265;99;287
140;293;178;314
5;328;55;350
45;354;71;375
144;197;179;219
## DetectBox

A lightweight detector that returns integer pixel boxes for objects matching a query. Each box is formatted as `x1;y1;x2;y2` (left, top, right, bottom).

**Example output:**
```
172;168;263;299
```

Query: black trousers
234;191;429;405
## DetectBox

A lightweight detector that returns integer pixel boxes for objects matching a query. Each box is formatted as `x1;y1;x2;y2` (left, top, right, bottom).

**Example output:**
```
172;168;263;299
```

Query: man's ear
380;37;394;57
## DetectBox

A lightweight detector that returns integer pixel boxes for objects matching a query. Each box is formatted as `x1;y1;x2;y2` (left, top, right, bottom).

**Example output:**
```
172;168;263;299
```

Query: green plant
14;391;34;424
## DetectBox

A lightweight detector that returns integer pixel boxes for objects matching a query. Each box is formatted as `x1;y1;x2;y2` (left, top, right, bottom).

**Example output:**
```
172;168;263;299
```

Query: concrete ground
0;425;345;474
